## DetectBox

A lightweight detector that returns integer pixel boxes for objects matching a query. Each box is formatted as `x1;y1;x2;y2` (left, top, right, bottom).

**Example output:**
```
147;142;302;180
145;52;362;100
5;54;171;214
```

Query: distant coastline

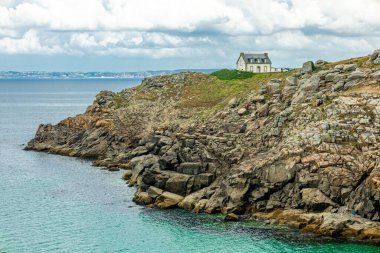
0;69;218;80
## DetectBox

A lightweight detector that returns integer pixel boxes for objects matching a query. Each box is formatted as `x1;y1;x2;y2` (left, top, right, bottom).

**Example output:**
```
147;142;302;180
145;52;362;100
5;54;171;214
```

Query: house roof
237;53;272;64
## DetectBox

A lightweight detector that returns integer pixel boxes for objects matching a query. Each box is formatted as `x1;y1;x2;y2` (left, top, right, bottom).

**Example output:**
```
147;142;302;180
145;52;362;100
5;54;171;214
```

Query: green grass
211;69;254;80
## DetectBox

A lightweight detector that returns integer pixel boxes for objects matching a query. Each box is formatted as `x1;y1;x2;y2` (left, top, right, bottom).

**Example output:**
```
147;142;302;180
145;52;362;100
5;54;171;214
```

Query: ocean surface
0;78;379;253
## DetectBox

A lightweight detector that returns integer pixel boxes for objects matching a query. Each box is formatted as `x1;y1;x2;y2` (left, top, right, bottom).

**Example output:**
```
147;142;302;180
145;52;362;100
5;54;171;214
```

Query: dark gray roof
238;53;272;64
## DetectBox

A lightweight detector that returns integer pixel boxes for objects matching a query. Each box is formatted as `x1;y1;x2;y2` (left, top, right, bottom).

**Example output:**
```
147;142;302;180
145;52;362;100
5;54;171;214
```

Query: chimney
264;53;268;57
240;52;244;56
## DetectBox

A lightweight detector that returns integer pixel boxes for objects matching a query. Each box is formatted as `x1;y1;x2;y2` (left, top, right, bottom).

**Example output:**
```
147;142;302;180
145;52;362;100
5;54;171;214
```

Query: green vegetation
211;69;254;80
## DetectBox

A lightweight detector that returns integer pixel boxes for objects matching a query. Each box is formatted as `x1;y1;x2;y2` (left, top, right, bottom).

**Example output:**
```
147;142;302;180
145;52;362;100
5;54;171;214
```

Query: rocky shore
26;51;380;241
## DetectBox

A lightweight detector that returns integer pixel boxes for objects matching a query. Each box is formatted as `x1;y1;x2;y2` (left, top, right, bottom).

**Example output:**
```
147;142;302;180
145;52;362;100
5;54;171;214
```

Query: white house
236;52;272;73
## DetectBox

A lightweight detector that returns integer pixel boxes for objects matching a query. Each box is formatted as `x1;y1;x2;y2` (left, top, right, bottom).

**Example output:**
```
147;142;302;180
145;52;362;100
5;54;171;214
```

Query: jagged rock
301;188;337;211
177;162;205;175
25;55;380;240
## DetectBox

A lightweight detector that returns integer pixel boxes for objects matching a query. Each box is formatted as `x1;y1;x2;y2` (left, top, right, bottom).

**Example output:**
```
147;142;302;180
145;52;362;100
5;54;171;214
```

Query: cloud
0;0;379;69
0;29;62;54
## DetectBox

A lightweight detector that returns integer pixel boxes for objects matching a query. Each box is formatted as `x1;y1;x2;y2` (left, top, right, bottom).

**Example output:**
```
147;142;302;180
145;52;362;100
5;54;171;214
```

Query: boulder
147;186;164;198
228;97;238;108
347;70;365;82
315;60;328;67
325;72;338;82
372;70;380;82
343;64;357;72
165;173;192;196
224;213;239;221
133;190;154;205
301;61;315;74
370;49;380;63
257;103;269;117
155;191;184;208
267;82;281;95
238;107;247;115
285;76;298;86
250;95;265;103
122;170;133;181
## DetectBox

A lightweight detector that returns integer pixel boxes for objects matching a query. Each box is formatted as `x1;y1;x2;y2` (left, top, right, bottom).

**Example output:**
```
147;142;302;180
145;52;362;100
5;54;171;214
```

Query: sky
0;0;379;72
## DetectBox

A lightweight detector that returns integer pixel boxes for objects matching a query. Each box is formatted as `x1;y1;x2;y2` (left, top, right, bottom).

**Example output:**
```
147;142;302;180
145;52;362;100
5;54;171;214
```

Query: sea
0;78;379;253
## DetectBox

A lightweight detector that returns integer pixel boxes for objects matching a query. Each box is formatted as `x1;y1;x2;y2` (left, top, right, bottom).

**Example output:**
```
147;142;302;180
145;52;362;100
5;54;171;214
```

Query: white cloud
0;29;62;54
0;0;379;68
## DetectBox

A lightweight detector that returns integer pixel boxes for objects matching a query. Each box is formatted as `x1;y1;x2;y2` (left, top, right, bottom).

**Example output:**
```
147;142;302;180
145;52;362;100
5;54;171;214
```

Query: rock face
26;54;380;240
370;49;380;64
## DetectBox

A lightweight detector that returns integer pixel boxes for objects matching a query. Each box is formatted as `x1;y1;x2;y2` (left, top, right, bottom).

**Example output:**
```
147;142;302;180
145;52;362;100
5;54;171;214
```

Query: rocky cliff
26;51;380;240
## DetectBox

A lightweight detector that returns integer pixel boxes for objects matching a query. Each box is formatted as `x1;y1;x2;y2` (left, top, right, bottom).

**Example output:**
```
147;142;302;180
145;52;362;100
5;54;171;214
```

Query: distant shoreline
0;69;218;80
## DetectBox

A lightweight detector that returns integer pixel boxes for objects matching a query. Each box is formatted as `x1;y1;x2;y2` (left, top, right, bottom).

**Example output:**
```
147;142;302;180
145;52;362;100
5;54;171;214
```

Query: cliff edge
26;50;380;240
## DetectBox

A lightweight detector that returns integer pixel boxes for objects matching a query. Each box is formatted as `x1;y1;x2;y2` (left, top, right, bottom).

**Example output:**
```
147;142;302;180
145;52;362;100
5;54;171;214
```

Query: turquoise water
0;79;379;253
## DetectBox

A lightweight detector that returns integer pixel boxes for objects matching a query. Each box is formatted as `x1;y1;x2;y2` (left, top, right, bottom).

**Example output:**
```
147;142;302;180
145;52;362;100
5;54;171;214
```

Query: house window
257;66;261;73
264;66;267;72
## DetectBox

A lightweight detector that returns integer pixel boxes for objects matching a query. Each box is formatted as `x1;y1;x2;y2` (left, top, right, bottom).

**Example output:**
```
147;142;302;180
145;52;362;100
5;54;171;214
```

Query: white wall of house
246;63;271;73
236;56;246;71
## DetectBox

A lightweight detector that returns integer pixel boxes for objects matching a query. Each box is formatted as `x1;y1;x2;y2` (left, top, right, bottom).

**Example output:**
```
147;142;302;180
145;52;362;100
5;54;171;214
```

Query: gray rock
347;70;365;82
315;59;328;66
257;103;269;117
286;76;298;86
250;95;265;103
228;97;238;108
267;82;281;95
333;74;347;83
325;72;338;82
372;70;380;82
301;188;337;211
177;162;205;175
370;49;380;62
238;107;247;115
332;81;345;92
343;64;357;72
302;61;315;74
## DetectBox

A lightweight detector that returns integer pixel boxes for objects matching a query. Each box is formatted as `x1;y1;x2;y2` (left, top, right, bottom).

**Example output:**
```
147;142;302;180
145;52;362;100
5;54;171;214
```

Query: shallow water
0;79;379;253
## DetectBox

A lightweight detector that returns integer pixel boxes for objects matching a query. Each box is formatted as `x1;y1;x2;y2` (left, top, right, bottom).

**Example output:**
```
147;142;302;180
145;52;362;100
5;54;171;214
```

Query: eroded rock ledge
26;52;380;240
